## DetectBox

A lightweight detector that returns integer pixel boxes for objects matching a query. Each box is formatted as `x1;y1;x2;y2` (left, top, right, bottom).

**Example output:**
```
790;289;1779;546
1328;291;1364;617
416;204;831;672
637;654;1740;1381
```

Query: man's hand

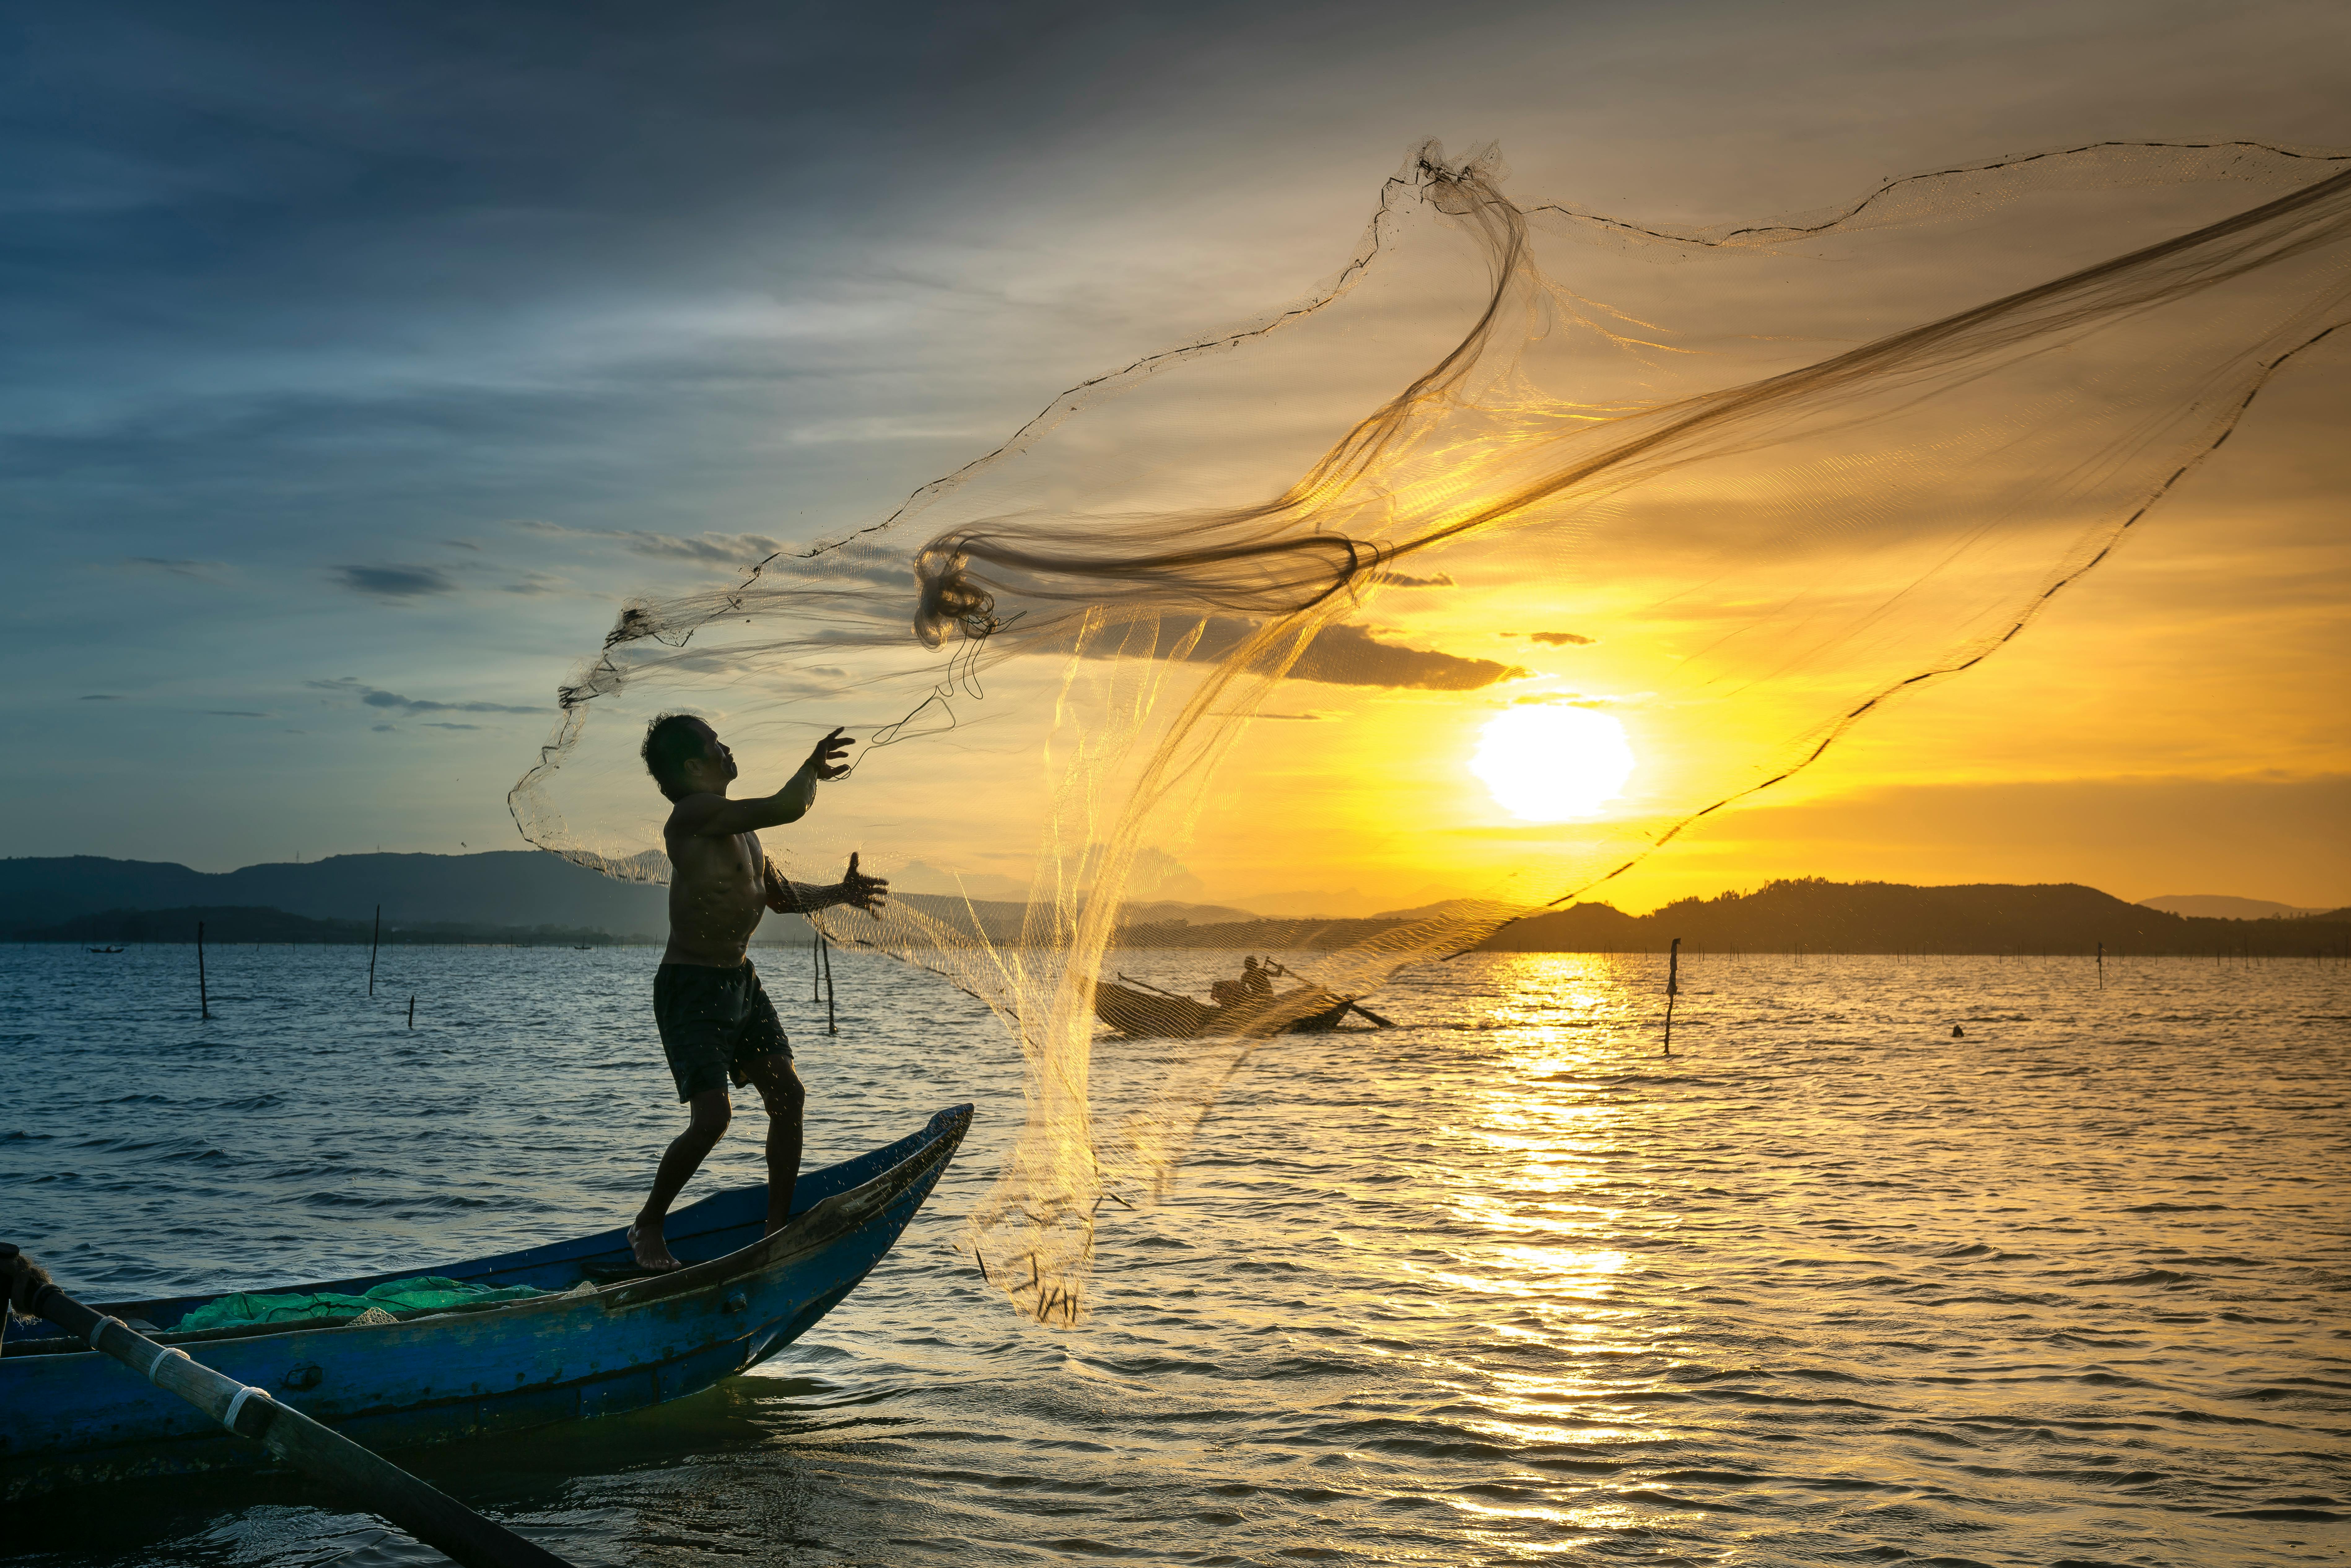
836;850;888;916
802;727;855;782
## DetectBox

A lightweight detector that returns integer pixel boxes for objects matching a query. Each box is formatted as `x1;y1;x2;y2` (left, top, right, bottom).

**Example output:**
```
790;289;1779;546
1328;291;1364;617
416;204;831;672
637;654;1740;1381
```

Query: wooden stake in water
822;932;838;1036
1662;937;1681;1056
368;904;381;997
197;920;210;1021
408;994;416;1029
2097;940;2104;988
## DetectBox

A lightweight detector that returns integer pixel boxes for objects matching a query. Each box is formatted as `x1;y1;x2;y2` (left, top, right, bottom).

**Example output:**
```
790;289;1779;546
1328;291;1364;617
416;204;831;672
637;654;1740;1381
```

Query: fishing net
511;139;2351;1324
174;1276;553;1333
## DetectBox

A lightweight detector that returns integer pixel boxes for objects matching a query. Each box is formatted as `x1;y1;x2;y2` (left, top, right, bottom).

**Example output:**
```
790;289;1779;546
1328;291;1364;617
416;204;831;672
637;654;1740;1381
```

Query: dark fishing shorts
653;961;791;1102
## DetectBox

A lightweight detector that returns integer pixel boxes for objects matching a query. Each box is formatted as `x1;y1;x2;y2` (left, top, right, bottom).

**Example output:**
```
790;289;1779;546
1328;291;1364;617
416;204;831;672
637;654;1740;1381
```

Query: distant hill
18;905;628;947
2137;893;2333;920
0;853;1261;948
0;852;672;939
1479;879;2351;957
11;859;2347;958
1111;879;2351;957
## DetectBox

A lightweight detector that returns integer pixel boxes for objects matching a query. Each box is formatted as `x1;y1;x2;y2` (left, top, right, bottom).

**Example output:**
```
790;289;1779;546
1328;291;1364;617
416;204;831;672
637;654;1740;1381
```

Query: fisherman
1240;955;1275;1002
627;714;887;1272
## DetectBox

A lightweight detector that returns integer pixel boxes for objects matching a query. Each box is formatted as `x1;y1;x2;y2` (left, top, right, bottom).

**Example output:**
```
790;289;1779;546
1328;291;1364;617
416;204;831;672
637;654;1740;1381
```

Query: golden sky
9;0;2344;912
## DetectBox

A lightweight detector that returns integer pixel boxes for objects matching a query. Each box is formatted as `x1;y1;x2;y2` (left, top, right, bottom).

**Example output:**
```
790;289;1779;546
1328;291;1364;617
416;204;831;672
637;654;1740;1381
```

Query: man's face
691;722;738;784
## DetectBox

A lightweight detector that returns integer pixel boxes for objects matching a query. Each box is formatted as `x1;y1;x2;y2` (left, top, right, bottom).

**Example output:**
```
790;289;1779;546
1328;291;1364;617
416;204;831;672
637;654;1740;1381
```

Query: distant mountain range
0;852;673;939
1121;879;2351;957
5;856;2345;956
16;905;627;948
0;853;1278;947
2135;893;2334;920
1477;880;2350;957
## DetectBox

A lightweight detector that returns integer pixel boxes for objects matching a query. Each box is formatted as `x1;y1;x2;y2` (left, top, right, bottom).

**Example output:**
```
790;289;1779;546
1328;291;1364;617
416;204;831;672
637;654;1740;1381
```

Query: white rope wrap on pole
223;1383;272;1433
145;1342;191;1383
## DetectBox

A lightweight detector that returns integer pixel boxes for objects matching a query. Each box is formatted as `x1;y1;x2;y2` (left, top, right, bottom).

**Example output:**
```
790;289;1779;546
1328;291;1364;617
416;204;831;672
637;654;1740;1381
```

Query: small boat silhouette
1093;960;1386;1038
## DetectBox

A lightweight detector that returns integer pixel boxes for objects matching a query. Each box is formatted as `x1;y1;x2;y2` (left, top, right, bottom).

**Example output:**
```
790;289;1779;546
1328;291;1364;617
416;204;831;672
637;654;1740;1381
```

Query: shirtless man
627;713;887;1271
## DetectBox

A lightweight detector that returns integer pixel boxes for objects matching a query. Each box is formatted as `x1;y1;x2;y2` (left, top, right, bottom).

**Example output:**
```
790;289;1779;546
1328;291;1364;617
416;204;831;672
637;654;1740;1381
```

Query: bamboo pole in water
1662;937;1681;1057
822;932;837;1036
0;1247;574;1568
197;920;210;1020
368;905;381;996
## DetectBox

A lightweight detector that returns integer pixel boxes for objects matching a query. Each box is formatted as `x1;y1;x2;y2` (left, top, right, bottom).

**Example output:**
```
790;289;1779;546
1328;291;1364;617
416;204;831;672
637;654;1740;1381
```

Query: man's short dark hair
642;713;711;801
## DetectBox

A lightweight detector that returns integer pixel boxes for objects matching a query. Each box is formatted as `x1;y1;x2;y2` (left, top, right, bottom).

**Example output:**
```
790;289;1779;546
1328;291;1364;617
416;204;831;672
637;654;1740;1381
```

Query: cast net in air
512;140;2351;1324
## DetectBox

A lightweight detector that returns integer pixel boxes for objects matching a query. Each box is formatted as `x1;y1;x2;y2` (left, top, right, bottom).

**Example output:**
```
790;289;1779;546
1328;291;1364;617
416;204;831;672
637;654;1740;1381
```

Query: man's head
642;713;736;801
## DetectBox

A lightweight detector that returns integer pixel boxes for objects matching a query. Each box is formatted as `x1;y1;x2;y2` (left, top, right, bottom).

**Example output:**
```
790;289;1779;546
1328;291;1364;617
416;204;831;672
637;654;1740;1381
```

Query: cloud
516;520;787;568
308;677;541;715
120;556;228;583
371;723;398;732
1517;631;1595;646
1511;691;1631;708
499;573;567;596
205;710;270;718
440;539;483;552
1372;571;1455;588
79;693;124;701
333;564;459;598
1067;618;1524;690
423;721;482;730
1240;621;1525;690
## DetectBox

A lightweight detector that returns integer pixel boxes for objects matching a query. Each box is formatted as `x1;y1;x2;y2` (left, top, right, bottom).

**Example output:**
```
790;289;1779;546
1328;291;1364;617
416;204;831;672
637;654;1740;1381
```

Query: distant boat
1;1104;970;1499
85;947;123;955
572;944;595;950
1093;975;1360;1038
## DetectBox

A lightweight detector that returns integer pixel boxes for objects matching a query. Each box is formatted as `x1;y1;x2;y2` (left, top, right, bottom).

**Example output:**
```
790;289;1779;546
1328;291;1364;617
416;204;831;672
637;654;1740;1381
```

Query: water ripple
2;946;2346;1566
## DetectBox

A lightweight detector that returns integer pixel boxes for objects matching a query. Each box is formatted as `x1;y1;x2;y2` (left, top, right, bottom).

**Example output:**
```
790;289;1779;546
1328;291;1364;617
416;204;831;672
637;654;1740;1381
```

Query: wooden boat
0;1103;970;1499
85;946;123;954
1093;978;1356;1038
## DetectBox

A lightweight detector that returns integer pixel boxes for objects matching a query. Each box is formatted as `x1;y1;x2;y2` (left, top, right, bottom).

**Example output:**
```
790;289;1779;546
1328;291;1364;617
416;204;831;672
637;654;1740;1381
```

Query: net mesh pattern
511;140;2351;1323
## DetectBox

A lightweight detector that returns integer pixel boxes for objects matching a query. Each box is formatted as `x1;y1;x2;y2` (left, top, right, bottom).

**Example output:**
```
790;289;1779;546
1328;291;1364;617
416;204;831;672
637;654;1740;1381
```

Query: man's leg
741;1055;806;1236
631;1090;731;1269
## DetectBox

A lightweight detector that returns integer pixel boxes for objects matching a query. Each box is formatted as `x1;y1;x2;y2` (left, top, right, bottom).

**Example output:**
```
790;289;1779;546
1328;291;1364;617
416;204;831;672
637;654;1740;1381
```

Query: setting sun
1470;706;1636;821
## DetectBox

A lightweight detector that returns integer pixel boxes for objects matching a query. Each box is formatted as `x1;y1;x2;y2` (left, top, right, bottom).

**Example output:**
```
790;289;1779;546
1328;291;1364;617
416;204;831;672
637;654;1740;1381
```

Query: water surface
4;943;2346;1566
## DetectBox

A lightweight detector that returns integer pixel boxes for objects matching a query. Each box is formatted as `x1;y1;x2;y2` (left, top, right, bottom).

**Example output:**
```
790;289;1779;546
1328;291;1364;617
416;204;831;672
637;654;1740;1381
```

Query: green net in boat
176;1275;552;1333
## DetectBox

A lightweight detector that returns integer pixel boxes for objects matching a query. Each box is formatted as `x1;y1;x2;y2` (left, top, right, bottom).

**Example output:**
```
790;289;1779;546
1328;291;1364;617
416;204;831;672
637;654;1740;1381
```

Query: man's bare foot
628;1219;681;1271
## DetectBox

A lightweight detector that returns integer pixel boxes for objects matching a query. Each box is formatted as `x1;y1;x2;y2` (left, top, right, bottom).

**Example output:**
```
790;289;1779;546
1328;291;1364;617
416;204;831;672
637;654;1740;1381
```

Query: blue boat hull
0;1103;972;1499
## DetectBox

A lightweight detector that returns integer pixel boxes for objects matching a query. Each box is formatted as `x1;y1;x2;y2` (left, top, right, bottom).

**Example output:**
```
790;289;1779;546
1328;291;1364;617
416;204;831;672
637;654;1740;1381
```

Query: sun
1470;706;1636;821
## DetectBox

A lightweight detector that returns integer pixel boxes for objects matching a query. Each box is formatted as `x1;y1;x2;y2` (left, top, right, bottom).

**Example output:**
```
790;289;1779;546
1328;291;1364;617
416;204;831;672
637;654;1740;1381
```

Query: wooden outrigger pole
1;1245;574;1568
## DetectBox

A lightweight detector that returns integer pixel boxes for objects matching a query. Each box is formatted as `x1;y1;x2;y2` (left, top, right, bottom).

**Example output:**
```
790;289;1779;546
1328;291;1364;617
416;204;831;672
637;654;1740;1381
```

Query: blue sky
4;0;2345;902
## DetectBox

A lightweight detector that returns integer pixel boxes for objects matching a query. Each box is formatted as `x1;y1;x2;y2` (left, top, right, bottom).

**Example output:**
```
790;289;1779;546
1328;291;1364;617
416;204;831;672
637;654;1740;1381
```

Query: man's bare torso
663;809;768;968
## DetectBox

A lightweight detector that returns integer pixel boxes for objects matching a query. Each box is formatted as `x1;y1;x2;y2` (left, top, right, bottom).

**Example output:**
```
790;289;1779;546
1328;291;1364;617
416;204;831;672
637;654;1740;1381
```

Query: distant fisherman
628;715;888;1272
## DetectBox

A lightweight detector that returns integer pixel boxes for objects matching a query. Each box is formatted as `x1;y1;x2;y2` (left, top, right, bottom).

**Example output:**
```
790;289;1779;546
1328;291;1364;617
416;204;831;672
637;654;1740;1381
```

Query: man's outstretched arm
681;728;855;838
767;851;889;916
